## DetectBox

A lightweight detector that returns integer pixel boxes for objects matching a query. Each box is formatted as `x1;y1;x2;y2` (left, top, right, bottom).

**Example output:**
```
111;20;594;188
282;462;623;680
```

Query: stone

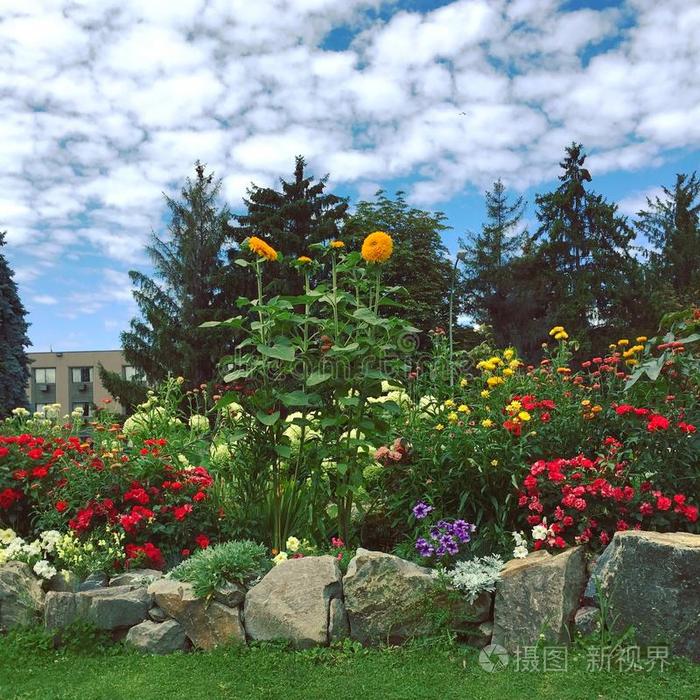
342;549;439;645
329;598;350;643
126;619;188;654
78;572;108;591
110;569;163;588
464;620;493;648
0;562;45;630
49;571;80;593
582;544;614;606
149;579;245;650
148;606;168;622
213;582;246;608
44;585;151;630
574;606;601;637
594;531;700;661
492;547;586;652
244;556;342;648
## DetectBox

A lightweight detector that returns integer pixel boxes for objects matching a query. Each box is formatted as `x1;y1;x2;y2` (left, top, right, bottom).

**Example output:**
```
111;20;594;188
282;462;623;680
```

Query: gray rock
78;572;108;591
244;556;342;648
574;606;601;637
149;579;245;650
126;619;188;654
464;620;493;648
329;598;350;643
594;531;700;661
343;549;439;645
49;571;80;593
583;544;613;606
213;582;246;608
110;569;163;588
44;585;151;630
148;606;168;622
0;562;45;630
492;547;586;652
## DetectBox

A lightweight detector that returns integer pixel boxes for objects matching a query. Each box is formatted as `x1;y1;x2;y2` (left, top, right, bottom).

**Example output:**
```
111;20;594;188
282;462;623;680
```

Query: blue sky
0;0;698;351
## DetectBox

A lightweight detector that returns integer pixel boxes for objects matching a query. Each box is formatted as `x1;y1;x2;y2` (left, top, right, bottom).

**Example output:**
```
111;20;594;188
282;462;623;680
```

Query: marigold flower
247;236;278;261
297;256;312;264
487;376;504;387
457;404;470;413
617;338;629;346
444;399;455;408
549;326;564;336
330;240;345;249
518;411;531;422
459;378;468;388
481;419;494;428
556;367;571;374
636;336;647;342
361;230;393;263
447;412;458;423
554;331;569;340
480;390;490;398
435;423;445;431
502;368;514;377
503;348;515;360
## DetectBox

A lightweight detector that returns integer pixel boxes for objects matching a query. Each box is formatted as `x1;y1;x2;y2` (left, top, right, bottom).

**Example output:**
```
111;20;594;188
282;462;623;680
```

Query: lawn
0;638;698;700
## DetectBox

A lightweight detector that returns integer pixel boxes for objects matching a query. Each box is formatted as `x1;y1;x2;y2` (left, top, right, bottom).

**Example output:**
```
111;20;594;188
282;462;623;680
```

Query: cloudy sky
1;0;698;351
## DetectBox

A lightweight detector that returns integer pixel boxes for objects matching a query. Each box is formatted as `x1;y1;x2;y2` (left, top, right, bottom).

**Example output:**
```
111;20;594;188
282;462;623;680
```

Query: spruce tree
230;155;348;295
461;179;529;346
635;172;700;311
102;163;247;397
343;190;454;334
533;143;637;348
0;232;31;417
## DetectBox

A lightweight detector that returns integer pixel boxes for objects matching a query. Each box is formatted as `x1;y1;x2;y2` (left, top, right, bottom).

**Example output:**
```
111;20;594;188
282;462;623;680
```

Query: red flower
647;414;670;432
0;447;9;459
27;448;43;459
193;491;206;503
678;422;697;434
12;469;28;480
0;488;22;509
195;533;210;549
655;495;672;511
181;548;191;558
55;500;69;513
31;466;49;479
123;487;150;505
173;504;193;521
639;502;653;516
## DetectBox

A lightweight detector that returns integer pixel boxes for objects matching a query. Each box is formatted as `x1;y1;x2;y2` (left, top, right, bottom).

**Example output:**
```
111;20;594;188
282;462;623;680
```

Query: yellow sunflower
361;231;393;263
297;256;312;264
330;240;345;249
247;236;278;262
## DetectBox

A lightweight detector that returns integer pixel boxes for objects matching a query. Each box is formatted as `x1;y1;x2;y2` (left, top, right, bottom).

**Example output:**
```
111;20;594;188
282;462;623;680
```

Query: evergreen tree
343;190;454;334
635;172;700;311
230;155;348;295
102;163;246;396
533;143;637;348
0;232;31;417
461;179;529;346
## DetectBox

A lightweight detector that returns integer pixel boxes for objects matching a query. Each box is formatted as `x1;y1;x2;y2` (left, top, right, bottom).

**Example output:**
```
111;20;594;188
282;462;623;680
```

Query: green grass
0;637;698;700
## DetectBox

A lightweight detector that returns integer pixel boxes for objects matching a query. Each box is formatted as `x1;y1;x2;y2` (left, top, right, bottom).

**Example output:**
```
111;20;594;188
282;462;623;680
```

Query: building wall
26;350;130;415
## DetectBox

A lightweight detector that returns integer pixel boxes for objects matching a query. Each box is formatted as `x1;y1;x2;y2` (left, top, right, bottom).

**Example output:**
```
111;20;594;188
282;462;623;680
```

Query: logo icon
479;644;510;672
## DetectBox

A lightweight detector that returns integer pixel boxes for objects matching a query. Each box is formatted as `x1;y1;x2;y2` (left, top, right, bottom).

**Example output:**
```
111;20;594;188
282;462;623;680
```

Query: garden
1;232;699;698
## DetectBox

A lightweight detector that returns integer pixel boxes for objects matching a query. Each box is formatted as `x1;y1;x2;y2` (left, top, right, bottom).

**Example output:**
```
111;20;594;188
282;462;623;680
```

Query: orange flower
330;240;345;249
297;256;312;264
247;236;278;261
361;231;393;263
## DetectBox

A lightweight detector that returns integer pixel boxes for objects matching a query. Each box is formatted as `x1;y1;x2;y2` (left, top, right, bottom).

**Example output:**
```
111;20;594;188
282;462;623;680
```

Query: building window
123;366;144;382
34;368;56;384
71;367;93;383
71;402;93;417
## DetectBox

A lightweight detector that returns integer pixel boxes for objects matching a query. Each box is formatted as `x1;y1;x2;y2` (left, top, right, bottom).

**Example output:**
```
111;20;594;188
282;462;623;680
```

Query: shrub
169;540;271;598
445;555;504;603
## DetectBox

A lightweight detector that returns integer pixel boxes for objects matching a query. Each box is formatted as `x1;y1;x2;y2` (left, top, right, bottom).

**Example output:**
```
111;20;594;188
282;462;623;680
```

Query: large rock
44;585;151;630
126;619;188;654
594;531;700;661
149;579;245;650
329;598;350;643
492;546;586;652
342;549;439;645
0;562;45;630
244;556;342;648
110;569;162;588
78;572;108;591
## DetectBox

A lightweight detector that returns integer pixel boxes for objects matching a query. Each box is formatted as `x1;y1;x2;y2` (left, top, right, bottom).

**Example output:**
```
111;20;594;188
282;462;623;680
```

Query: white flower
532;525;548;541
285;536;300;552
513;545;528;559
0;528;16;545
39;530;62;553
210;442;232;464
33;560;57;580
11;407;30;417
188;414;209;432
511;531;529;558
283;413;320;446
272;551;288;566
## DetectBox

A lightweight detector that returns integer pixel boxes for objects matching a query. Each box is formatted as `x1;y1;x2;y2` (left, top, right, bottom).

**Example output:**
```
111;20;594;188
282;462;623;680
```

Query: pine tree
102;163;247;396
343;190;454;334
534;143;637;348
0;232;31;417
635;172;700;311
230;155;348;295
461;179;529;346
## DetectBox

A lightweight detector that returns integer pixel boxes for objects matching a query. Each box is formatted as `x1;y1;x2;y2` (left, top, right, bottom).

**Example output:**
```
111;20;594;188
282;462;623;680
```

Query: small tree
0;232;31;417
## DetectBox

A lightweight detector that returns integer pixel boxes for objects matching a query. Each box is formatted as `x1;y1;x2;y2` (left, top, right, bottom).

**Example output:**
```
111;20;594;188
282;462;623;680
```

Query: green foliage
97;364;148;415
0;231;31;418
170;539;271;598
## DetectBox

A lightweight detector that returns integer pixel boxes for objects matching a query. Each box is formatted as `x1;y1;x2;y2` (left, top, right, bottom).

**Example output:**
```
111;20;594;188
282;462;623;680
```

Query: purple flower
452;520;475;543
415;538;434;557
412;501;433;520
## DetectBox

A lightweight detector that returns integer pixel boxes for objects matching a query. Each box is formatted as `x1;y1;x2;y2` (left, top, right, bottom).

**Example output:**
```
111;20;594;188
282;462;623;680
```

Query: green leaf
279;390;318;407
274;445;292;459
199;320;221;328
234;258;249;267
320;416;343;428
307;370;332;386
257;344;296;362
223;369;249;382
256;411;280;426
676;333;700;344
330;342;359;353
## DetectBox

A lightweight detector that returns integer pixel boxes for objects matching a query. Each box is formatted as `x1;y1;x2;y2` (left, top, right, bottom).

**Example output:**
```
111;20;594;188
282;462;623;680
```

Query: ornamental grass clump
170;539;271;599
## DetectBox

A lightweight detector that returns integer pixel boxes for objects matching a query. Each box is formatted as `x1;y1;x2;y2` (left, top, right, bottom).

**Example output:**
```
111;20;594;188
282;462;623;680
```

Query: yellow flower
480;390;490;398
486;376;504;387
285;536;300;552
507;400;522;412
518;411;531;422
502;368;514;377
503;348;514;361
554;331;569;340
272;552;288;566
636;336;647;343
631;344;644;353
609;343;617;350
447;412;459;423
592;405;602;414
490;459;499;466
297;256;312;264
459;378;468;388
617;338;629;346
509;359;521;370
444;399;455;408
549;325;564;336
361;231;393;263
489;357;503;366
435;423;445;431
457;404;470;413
481;419;494;428
556;367;571;374
247;236;278;261
626;359;638;367
581;399;591;407
330;240;345;249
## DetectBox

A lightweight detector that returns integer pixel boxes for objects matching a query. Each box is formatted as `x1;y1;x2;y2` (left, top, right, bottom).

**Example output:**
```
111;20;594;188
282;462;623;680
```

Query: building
26;350;140;416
